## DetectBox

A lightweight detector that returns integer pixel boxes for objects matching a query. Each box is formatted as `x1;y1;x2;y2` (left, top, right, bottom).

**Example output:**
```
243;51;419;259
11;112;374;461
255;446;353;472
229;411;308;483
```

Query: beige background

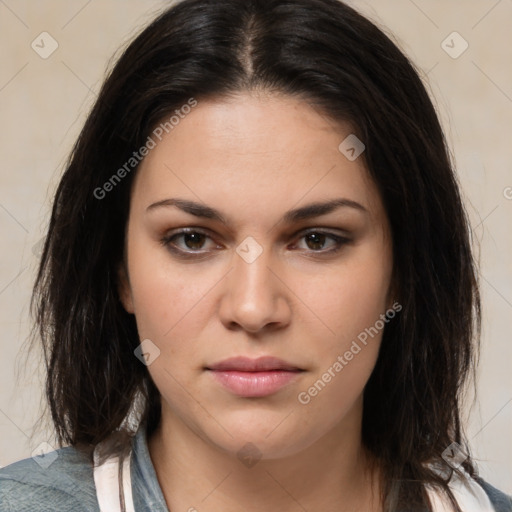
0;0;511;493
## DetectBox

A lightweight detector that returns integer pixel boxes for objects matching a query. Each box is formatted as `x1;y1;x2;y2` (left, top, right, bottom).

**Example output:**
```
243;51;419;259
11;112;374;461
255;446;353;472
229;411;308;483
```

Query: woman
0;0;510;511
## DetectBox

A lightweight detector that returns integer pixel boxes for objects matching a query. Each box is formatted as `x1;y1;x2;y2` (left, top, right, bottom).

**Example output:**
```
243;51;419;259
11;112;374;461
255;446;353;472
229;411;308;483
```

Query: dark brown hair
30;0;481;510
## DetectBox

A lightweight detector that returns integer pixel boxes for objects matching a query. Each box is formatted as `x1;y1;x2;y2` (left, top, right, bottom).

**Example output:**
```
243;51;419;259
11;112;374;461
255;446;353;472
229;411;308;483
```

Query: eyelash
160;227;351;259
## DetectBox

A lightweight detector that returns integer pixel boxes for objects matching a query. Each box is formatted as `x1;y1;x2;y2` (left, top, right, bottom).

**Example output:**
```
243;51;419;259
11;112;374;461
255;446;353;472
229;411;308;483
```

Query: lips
205;356;304;397
206;356;302;372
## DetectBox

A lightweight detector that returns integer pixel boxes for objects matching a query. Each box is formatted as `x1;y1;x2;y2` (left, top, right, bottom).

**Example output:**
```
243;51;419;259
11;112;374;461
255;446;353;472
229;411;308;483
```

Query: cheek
293;244;391;408
297;246;392;352
294;274;389;425
128;259;209;410
127;239;206;338
124;242;218;393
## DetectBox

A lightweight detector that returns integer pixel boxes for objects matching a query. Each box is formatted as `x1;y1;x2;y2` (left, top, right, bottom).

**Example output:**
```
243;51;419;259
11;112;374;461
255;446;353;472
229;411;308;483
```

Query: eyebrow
146;197;367;224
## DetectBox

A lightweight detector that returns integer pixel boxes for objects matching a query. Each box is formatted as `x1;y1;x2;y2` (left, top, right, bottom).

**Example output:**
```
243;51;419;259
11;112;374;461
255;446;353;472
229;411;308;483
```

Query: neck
147;406;383;512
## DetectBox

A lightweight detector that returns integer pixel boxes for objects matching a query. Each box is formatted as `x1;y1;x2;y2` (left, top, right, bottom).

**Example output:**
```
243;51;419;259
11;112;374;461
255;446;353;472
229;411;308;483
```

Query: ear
117;262;135;314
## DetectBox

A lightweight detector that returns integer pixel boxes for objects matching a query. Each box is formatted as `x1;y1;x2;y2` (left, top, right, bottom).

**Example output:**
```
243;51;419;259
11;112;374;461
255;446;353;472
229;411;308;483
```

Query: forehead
130;92;384;226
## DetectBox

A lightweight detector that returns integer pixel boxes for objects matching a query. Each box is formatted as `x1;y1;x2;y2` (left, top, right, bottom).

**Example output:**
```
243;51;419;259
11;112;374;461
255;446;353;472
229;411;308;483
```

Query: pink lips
206;356;304;397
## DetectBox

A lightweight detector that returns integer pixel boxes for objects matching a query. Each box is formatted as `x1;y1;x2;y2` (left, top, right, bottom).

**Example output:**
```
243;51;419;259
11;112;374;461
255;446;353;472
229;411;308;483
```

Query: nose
218;242;292;334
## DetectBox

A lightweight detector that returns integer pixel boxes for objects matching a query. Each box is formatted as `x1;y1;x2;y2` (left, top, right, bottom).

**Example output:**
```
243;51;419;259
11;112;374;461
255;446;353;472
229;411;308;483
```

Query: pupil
185;233;204;249
306;233;325;250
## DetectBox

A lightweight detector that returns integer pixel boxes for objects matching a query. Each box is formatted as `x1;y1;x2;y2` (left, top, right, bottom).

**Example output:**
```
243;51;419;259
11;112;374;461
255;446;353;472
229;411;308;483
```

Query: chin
203;415;325;462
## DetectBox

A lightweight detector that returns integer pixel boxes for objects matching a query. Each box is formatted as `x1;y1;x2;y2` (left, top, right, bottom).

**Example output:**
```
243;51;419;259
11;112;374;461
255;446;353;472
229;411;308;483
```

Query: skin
118;91;394;512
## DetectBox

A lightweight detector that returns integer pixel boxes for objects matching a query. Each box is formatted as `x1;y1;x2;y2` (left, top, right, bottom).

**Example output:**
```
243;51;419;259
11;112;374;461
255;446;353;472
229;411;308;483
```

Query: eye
293;230;350;254
160;228;351;259
161;228;218;255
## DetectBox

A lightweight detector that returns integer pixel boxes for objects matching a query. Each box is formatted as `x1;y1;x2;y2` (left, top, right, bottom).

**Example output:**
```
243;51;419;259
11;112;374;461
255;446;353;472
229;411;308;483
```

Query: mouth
205;356;305;398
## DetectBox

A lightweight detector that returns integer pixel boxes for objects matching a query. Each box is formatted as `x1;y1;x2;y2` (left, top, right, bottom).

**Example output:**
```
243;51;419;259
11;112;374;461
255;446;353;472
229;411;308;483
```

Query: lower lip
208;370;302;397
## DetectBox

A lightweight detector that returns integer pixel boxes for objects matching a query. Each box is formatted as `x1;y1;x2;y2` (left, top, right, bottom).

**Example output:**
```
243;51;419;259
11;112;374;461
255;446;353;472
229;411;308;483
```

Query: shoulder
0;445;99;512
426;461;512;512
475;477;512;512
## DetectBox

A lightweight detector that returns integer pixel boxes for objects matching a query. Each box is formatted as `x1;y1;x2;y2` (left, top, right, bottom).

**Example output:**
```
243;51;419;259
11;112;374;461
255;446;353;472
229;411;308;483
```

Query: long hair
30;0;481;510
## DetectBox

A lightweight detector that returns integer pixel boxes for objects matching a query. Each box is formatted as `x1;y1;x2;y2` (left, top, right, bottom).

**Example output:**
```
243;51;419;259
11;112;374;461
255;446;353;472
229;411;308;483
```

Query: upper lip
206;356;303;372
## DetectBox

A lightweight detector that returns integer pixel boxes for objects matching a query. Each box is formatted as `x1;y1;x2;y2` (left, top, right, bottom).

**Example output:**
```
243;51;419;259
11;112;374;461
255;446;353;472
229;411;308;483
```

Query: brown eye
160;229;219;257
179;232;207;250
304;232;329;251
295;231;350;254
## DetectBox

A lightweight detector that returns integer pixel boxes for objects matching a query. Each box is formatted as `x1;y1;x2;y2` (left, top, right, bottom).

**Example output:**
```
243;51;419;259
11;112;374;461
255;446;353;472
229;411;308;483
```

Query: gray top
1;423;511;511
0;423;168;512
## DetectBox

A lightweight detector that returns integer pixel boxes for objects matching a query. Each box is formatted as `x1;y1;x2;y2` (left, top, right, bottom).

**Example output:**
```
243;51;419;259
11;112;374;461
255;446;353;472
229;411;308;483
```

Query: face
118;91;394;460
